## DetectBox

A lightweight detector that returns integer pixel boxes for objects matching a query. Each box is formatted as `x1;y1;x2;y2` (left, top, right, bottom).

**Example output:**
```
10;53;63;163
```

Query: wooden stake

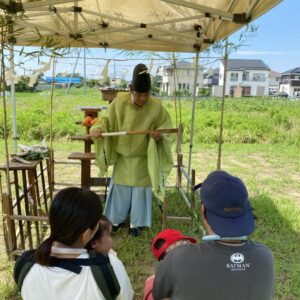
2;193;16;255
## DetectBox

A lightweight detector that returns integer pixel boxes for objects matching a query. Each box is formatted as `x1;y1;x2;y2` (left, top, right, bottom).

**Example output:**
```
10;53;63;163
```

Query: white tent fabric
0;0;282;52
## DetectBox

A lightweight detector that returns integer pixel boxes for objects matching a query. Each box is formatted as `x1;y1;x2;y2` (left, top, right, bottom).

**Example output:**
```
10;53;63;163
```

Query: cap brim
206;208;255;237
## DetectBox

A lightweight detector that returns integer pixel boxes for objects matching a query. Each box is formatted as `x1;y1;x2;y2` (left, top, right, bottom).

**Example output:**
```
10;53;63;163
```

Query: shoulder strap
89;251;121;300
14;249;36;292
13;249;121;300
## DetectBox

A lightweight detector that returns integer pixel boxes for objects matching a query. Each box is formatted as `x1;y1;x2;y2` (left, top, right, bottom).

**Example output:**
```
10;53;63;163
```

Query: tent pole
1;26;12;196
9;44;17;154
65;49;81;95
187;51;199;179
83;48;87;95
217;38;229;171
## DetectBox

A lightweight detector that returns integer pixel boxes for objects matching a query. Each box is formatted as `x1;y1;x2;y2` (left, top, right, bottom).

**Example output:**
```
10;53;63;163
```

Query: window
230;73;239;82
242;72;249;81
183;83;186;89
178;83;182;90
252;73;266;82
187;83;190;90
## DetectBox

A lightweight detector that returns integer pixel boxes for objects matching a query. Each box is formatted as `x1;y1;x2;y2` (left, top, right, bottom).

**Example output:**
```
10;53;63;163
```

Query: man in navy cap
91;64;174;237
153;170;275;300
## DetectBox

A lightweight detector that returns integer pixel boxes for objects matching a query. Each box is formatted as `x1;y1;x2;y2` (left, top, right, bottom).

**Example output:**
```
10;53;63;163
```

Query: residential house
157;60;203;96
218;59;270;97
279;67;300;97
268;70;281;95
203;68;220;87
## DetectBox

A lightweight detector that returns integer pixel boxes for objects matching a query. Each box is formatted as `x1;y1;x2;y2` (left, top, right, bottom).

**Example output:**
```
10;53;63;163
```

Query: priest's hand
150;131;161;141
90;128;102;138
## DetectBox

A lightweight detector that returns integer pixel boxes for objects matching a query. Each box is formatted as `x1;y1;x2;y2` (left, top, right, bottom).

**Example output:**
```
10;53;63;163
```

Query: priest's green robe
92;92;174;227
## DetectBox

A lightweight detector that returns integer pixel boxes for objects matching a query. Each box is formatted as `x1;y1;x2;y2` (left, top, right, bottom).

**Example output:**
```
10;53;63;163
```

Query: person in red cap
91;64;174;237
153;171;275;300
143;229;197;300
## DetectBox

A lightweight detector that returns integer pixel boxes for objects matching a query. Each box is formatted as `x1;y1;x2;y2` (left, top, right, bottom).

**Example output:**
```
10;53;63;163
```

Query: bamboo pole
191;169;195;210
10;44;18;154
88;127;178;138
49;56;56;196
187;51;200;179
1;19;12;197
217;38;229;171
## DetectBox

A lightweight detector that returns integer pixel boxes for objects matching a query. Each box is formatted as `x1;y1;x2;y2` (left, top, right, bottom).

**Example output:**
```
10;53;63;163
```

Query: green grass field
0;88;300;299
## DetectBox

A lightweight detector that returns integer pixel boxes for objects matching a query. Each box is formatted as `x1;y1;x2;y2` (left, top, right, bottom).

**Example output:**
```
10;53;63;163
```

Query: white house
157;60;203;96
268;70;281;95
279;67;300;97
218;59;270;97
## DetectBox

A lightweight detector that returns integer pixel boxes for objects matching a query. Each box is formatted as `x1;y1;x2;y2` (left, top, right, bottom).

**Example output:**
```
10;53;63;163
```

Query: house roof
223;59;270;71
164;60;193;70
269;70;281;78
282;67;300;75
0;0;282;53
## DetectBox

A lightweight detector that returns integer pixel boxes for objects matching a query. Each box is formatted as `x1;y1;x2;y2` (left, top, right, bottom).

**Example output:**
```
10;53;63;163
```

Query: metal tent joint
0;1;23;14
194;24;202;38
7;36;16;44
232;13;251;24
193;43;201;51
69;33;83;40
100;21;109;28
99;42;109;47
71;6;82;13
203;38;214;44
48;5;57;13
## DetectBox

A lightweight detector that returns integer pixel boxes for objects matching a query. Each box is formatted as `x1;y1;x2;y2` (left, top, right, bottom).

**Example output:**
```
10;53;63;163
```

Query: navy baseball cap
200;171;255;237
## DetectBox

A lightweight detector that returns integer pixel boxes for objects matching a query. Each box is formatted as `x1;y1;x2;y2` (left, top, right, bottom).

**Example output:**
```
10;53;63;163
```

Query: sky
230;0;300;73
9;0;300;79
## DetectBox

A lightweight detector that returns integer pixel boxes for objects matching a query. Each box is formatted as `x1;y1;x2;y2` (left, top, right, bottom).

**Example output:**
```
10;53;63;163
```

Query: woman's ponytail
35;236;54;266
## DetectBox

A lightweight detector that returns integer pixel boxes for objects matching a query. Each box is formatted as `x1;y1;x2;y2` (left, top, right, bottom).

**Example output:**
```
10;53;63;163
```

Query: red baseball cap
151;228;197;260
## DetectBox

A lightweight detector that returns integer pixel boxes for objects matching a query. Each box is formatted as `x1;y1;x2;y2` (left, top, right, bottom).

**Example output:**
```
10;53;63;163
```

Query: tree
151;75;161;94
118;79;127;89
15;76;33;92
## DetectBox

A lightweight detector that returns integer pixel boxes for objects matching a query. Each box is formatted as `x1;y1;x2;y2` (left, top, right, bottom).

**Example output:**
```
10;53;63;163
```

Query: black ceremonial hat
131;64;151;93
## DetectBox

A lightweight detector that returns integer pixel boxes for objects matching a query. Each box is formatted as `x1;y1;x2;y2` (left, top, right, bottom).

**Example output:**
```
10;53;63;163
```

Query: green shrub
0;90;300;145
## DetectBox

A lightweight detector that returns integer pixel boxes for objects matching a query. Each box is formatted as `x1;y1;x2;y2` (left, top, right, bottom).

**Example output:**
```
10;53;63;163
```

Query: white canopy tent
0;0;282;52
1;0;283;176
0;0;284;243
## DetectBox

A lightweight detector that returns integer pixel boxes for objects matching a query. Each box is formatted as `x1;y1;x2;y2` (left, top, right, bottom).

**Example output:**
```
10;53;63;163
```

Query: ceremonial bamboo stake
87;127;179;138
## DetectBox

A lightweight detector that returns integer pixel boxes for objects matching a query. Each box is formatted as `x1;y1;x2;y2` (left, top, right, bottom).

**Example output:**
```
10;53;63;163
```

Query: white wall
219;62;269;96
280;83;300;96
160;67;203;96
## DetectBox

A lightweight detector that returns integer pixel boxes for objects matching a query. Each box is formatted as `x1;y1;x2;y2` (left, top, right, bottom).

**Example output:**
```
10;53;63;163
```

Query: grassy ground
0;88;300;299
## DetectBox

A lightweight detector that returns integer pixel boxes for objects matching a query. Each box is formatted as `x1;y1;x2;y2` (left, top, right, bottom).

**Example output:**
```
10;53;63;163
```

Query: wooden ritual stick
87;127;179;138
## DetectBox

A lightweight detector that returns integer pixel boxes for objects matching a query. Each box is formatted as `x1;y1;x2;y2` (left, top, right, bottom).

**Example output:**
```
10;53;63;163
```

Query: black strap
13;250;121;300
89;251;121;300
14;249;36;291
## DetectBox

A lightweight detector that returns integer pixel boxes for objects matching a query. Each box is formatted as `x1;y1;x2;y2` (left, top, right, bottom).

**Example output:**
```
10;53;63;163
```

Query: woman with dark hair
15;187;134;300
